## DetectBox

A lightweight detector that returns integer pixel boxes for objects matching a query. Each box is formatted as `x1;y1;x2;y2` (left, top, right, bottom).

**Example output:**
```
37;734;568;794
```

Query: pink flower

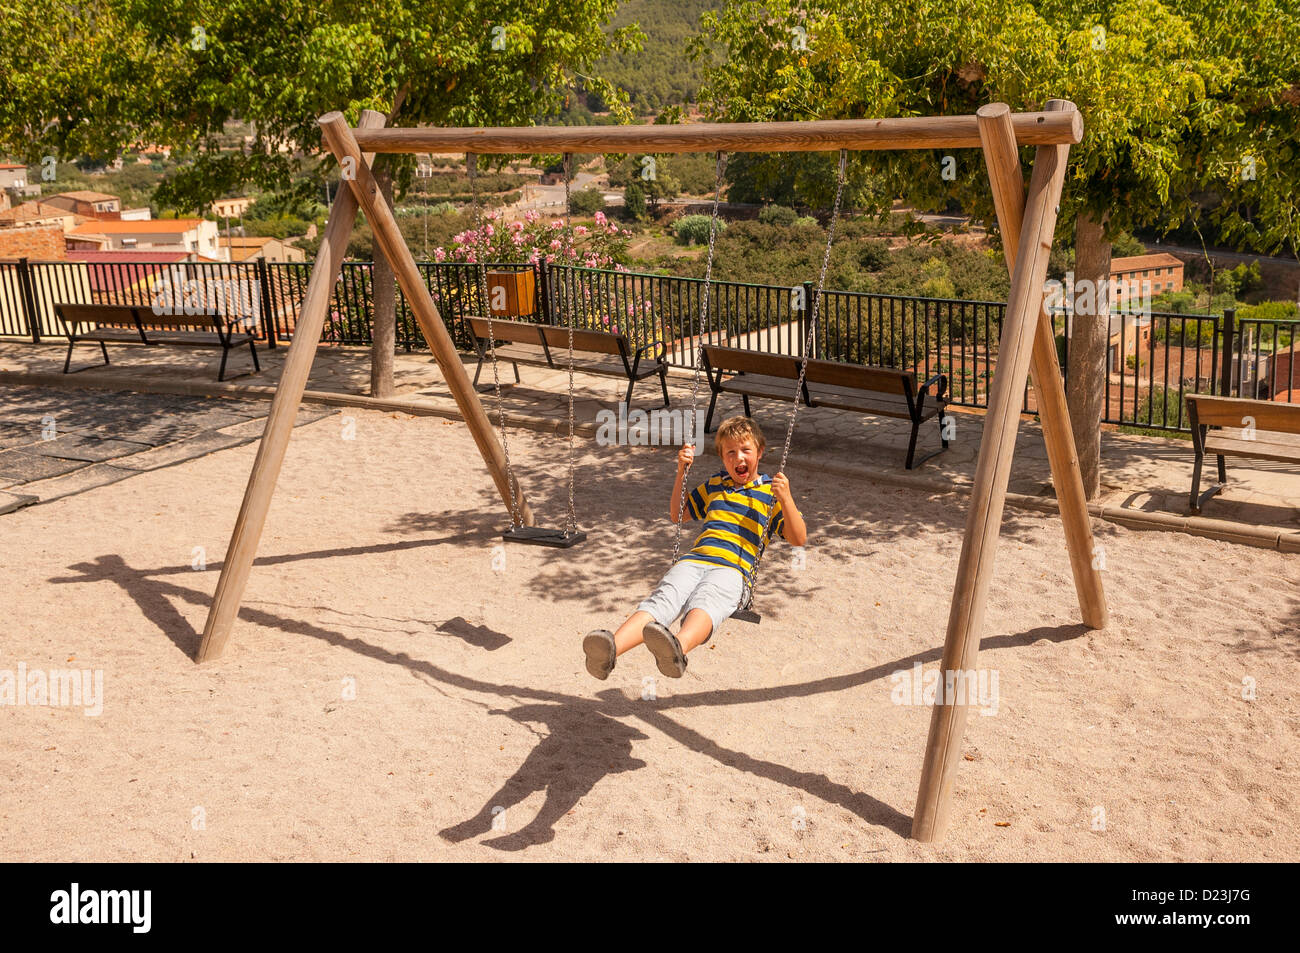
434;247;447;261
594;211;606;225
512;233;524;246
549;239;562;250
551;220;564;230
574;225;588;237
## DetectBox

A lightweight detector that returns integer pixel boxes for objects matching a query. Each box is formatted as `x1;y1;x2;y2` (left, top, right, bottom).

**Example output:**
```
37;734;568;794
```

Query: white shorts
637;559;745;637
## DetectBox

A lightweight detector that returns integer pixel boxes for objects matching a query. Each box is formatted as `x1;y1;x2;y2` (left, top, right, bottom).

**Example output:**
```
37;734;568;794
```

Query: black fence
2;256;1294;433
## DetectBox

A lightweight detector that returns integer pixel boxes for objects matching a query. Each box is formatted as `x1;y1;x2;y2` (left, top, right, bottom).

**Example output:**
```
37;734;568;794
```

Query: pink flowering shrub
436;209;630;270
434;210;669;354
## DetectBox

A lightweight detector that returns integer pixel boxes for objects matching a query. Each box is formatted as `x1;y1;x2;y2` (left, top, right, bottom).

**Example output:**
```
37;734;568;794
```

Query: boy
583;416;807;679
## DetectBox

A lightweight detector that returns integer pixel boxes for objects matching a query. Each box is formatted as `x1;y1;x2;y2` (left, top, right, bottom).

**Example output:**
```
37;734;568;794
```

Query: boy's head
714;416;765;484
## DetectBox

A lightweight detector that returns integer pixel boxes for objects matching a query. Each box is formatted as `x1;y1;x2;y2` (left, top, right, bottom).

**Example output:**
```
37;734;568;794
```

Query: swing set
196;103;1109;843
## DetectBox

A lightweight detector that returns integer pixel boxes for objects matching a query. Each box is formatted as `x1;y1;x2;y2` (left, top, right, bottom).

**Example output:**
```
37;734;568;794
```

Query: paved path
2;339;1297;542
0;382;335;511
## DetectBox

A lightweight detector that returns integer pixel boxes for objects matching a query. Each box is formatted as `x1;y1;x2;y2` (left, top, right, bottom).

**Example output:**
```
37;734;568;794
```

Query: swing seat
731;606;761;624
502;526;587;548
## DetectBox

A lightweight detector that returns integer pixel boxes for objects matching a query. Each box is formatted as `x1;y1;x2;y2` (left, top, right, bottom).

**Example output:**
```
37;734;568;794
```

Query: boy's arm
771;472;807;547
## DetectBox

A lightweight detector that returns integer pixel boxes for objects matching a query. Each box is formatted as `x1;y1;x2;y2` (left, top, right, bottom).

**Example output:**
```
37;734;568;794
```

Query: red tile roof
1111;253;1184;273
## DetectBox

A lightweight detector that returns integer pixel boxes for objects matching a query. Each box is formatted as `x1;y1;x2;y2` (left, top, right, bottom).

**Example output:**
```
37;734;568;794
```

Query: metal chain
739;149;849;609
672;151;729;564
471;152;523;529
562;153;578;535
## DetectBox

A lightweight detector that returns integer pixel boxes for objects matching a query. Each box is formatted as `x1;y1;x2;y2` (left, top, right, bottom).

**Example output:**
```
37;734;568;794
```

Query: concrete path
2;339;1298;549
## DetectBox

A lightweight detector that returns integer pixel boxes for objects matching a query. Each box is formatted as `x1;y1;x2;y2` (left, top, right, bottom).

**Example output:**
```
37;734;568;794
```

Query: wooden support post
977;101;1108;629
197;110;387;663
319;112;534;531
911;102;1077;842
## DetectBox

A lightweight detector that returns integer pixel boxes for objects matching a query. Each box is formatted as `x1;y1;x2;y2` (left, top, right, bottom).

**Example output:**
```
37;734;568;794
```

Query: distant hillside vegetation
596;0;721;114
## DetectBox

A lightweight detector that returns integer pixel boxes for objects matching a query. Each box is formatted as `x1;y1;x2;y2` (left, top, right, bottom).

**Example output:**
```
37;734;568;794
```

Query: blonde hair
714;416;766;456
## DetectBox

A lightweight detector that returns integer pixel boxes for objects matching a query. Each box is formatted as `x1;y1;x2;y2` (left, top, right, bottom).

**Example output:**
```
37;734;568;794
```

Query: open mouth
733;463;750;480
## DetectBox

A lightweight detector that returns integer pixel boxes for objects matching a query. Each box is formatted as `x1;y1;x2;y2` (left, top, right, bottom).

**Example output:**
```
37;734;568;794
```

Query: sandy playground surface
2;407;1298;861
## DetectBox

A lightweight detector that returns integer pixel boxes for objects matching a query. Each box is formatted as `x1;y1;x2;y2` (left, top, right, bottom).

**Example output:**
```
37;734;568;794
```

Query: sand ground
2;408;1297;861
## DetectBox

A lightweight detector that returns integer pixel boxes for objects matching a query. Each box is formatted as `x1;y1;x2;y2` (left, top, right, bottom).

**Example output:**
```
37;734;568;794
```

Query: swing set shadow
49;541;1088;850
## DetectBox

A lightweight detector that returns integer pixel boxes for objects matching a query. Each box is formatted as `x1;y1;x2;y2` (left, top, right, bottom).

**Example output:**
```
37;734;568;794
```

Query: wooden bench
57;303;260;382
1185;393;1300;514
700;344;949;469
466;316;669;409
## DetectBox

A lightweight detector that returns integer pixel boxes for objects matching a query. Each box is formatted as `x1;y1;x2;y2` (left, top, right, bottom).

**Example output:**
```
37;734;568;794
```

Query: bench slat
1186;393;1300;433
803;358;914;395
538;324;630;357
1204;431;1300;465
466;316;544;347
718;374;802;401
806;384;935;420
703;345;801;379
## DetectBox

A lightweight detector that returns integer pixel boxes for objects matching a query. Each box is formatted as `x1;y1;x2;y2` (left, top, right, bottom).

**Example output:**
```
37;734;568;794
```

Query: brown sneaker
583;629;617;680
642;621;687;678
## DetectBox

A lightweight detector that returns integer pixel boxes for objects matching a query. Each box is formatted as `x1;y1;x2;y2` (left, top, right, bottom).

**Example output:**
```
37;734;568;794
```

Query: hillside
595;0;721;114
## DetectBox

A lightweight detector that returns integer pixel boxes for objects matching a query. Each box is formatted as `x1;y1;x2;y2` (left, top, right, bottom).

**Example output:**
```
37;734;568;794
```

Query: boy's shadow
439;702;647;851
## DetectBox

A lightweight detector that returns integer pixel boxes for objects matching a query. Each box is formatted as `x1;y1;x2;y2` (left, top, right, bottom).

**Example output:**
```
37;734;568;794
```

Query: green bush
623;182;647;222
569;188;606;216
793;216;818;227
1237;300;1299;322
1112;232;1146;257
674;214;721;246
758;205;798;226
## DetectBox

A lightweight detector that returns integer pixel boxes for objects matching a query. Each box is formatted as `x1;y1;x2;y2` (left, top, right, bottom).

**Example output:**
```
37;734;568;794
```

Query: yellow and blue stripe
680;471;785;580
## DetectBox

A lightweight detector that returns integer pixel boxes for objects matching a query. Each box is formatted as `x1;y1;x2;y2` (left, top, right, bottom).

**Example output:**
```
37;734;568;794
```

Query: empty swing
673;149;850;623
470;152;586;548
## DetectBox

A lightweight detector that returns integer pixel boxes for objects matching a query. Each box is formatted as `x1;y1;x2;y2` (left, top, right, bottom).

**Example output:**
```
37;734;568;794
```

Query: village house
66;218;224;259
218;235;305;263
1110;253;1184;307
43;190;122;219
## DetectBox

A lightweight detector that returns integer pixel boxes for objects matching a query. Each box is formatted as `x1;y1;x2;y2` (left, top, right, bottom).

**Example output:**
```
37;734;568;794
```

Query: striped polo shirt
680;471;786;580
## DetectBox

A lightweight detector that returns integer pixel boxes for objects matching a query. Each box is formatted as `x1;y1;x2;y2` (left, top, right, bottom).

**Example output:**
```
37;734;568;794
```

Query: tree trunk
1067;209;1111;500
370;157;397;398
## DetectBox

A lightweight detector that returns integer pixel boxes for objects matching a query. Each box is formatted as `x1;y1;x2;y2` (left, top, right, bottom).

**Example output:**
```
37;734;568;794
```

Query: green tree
0;0;640;397
693;0;1300;498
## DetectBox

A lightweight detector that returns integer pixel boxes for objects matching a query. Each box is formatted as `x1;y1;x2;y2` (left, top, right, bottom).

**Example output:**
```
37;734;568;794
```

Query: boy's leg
676;609;715;653
677;566;745;654
612;610;656;655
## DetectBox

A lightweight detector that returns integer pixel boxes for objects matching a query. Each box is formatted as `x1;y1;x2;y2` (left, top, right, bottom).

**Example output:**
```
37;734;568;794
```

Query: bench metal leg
63;340;110;374
904;418;920;469
623;375;636;410
1189;450;1228;516
659;366;670;407
249;338;261;374
218;344;230;382
472;356;484;387
742;394;752;418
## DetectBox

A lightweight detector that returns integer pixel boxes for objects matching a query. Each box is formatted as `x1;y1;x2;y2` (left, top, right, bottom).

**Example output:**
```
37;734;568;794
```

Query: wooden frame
197;106;1107;846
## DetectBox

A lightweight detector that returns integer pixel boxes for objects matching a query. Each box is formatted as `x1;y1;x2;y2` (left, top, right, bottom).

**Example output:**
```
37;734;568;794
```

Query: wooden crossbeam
351;111;1083;156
